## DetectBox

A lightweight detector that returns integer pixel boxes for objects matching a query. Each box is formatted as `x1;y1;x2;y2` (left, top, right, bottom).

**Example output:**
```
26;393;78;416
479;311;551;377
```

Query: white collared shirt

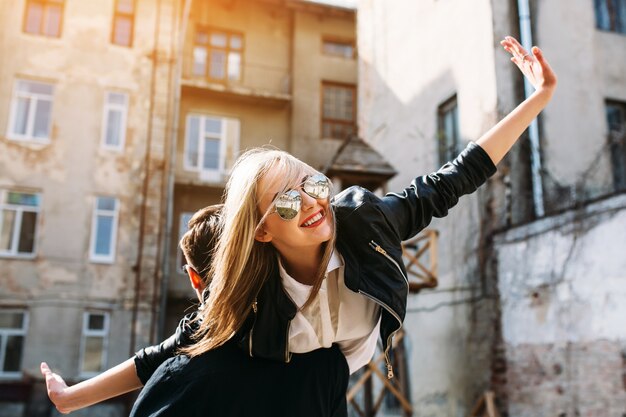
279;250;381;374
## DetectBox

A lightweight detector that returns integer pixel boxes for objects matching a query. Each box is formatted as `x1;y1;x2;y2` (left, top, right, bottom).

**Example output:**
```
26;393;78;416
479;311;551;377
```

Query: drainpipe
130;0;163;356
157;0;193;341
517;0;545;217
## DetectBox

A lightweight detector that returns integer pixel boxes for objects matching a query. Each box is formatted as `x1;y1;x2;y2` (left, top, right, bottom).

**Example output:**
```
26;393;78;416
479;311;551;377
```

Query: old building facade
0;0;356;415
359;0;626;415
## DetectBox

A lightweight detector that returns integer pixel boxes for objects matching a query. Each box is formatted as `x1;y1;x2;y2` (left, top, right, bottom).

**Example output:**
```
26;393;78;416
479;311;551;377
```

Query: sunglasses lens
303;174;330;199
274;190;301;220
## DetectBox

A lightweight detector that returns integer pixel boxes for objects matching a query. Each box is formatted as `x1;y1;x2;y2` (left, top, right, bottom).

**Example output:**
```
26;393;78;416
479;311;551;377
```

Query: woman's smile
300;209;325;228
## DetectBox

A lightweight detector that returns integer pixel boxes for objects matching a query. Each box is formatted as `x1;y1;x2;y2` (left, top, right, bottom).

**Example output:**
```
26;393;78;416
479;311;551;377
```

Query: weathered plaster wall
531;0;626;210
291;9;357;170
358;0;502;414
495;194;626;416
0;0;175;388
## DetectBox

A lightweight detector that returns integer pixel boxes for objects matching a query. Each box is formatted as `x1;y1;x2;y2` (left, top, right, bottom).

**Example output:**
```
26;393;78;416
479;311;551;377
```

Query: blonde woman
131;37;556;416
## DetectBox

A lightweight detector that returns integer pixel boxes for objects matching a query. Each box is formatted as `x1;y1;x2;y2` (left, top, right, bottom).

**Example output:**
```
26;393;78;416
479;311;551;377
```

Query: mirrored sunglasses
272;174;330;221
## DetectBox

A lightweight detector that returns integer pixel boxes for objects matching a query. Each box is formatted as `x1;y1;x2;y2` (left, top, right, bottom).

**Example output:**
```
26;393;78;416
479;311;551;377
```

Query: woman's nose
300;190;316;210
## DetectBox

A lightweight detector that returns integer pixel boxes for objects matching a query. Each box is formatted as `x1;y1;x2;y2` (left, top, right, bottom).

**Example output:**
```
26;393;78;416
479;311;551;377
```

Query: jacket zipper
248;299;258;357
285;320;292;363
365;240;410;379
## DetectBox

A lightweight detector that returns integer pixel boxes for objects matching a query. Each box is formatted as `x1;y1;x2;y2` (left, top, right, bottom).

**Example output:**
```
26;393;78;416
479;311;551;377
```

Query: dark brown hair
179;204;223;286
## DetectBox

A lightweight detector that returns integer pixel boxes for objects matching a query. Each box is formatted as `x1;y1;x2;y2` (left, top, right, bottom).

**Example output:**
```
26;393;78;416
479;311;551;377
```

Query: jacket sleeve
380;142;497;241
133;311;198;385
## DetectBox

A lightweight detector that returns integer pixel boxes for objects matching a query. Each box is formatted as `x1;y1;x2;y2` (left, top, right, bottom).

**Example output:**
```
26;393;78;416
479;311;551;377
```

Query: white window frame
0;190;41;259
100;91;129;151
89;197;119;264
177;212;194;275
78;311;109;377
183;114;229;182
7;79;54;143
0;309;29;379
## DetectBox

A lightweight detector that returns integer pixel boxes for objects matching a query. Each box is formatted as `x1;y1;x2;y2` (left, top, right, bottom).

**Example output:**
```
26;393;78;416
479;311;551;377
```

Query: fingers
40;362;51;377
500;36;531;61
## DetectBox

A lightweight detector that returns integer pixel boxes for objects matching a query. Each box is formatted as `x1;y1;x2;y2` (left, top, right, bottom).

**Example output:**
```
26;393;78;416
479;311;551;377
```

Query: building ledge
180;79;292;105
494;191;626;245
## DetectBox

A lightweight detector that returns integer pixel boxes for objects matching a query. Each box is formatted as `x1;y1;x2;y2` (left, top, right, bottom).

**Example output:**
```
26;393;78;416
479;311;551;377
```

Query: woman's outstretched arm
476;36;558;165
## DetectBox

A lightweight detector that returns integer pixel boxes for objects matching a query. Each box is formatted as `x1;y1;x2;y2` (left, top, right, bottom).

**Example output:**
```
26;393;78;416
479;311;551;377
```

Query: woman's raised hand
501;36;557;93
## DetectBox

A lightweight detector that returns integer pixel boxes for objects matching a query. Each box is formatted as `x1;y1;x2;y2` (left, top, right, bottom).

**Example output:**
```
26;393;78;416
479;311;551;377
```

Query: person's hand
501;36;557;94
41;362;73;414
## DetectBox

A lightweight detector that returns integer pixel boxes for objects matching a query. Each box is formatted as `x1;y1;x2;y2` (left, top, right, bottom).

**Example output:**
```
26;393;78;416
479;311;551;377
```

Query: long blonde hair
183;148;336;356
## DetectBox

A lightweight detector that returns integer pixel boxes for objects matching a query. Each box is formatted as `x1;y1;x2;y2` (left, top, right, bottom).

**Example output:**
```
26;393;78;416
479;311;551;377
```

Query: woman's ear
254;224;272;243
187;267;203;290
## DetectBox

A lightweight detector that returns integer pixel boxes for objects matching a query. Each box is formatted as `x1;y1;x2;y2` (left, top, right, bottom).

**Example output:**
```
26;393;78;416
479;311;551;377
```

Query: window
111;0;135;47
89;197;119;263
322;38;355;59
23;0;63;38
437;95;460;166
321;82;356;140
177;212;194;274
79;312;109;375
193;28;243;82
606;100;626;191
101;92;128;150
0;310;28;378
0;190;40;258
184;114;240;182
594;0;626;34
8;79;54;142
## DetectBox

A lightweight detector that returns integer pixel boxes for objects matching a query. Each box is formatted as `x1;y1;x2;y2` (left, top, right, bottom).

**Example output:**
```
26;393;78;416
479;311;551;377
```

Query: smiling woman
134;35;556;416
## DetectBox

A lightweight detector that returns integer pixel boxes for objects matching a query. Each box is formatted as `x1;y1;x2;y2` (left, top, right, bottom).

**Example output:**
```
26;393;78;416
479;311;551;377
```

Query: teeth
302;212;323;227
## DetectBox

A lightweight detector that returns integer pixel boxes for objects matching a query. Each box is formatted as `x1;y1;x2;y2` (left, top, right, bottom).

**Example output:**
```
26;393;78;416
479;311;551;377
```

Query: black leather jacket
135;142;496;381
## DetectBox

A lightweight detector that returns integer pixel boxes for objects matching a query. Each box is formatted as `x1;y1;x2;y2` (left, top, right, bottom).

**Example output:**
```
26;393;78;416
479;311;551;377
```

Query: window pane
116;0;134;14
209;51;226;79
323;41;354;58
0;210;16;251
7;192;40;206
18;80;53;96
617;0;626;33
95;216;113;256
113;16;132;46
196;30;208;44
0;312;24;329
210;32;227;47
323;86;353;121
44;4;62;37
193;47;207;76
203;138;220;170
17;211;37;254
185;117;200;168
227;52;241;81
12;97;31;136
3;336;25;373
33;99;52;138
106;109;123;146
107;92;127;106
230;35;242;50
97;197;116;211
203;118;222;135
82;336;104;373
88;314;105;330
24;2;43;34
